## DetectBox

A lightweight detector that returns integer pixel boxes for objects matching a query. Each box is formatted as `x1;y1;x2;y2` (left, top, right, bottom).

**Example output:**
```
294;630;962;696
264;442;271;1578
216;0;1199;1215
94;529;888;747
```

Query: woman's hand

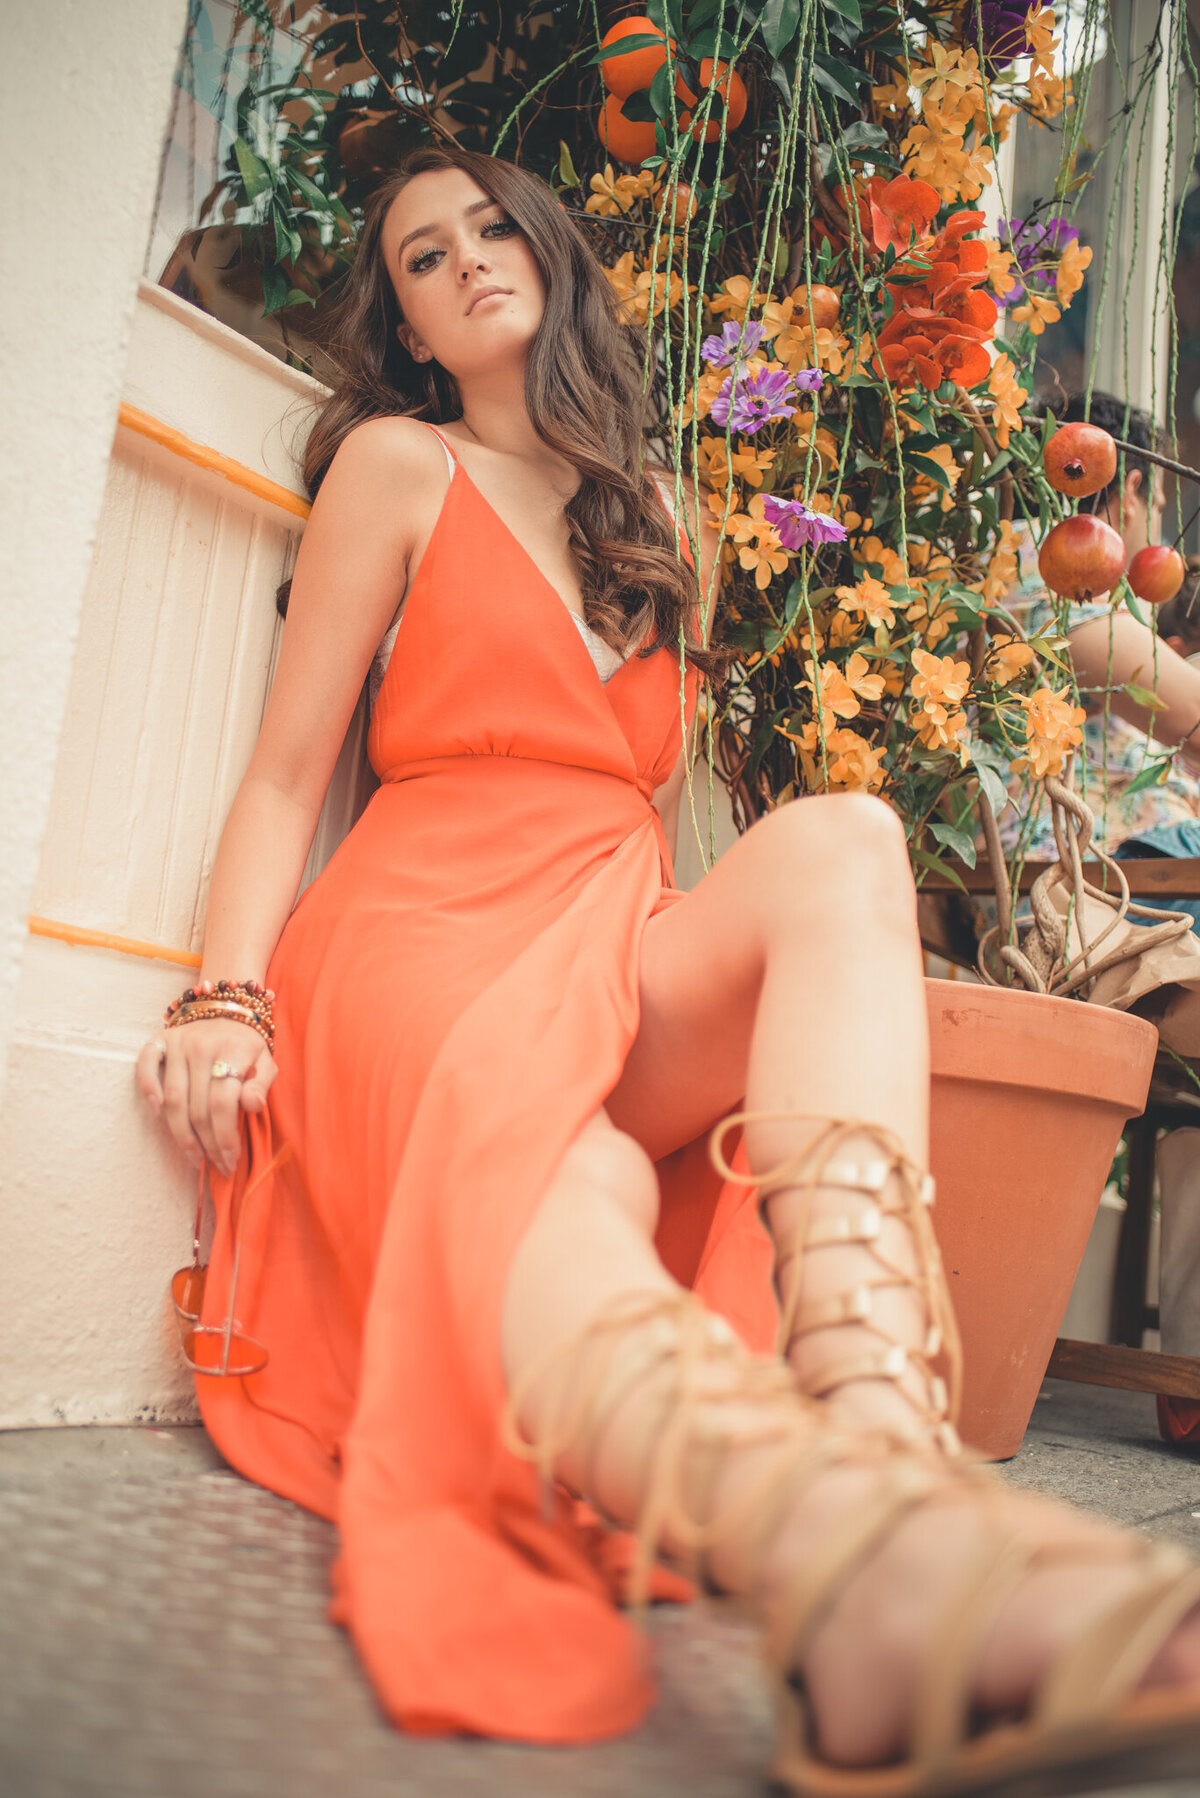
136;1019;276;1178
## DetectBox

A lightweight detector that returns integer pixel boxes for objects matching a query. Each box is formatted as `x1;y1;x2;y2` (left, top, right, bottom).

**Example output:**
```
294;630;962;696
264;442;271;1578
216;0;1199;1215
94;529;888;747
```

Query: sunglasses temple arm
215;1144;290;1374
220;1230;244;1375
190;1164;209;1267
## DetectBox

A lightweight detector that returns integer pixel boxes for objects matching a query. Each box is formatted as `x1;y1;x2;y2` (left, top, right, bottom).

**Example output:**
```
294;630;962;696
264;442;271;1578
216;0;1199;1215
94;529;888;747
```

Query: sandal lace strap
1035;1542;1200;1729
501;1287;894;1610
711;1112;962;1437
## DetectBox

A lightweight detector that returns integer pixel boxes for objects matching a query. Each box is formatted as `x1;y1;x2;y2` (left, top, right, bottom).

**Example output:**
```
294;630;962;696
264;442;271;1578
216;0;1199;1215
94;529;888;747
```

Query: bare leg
499;1109;1200;1769
609;793;939;1438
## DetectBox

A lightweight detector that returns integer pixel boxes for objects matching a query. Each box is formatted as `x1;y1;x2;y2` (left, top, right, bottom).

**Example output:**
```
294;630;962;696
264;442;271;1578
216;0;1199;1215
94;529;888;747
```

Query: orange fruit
597;93;659;164
598;16;671;99
685;59;747;141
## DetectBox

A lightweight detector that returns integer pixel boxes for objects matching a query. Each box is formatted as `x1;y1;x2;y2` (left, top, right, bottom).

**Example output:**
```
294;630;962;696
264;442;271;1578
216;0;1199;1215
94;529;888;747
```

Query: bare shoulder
322;414;450;503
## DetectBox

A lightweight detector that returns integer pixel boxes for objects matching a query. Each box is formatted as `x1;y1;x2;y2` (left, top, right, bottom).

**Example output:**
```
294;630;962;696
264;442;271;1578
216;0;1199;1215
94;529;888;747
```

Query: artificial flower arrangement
574;0;1179;982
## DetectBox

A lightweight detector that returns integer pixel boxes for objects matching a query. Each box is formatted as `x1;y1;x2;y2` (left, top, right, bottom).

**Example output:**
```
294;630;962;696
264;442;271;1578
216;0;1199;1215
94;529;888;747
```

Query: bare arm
651;473;723;863
137;418;444;1175
1067;610;1200;774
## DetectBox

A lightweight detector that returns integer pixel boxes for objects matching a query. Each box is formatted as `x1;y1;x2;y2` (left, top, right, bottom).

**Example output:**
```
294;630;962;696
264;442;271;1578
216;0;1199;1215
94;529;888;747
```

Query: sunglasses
170;1142;292;1377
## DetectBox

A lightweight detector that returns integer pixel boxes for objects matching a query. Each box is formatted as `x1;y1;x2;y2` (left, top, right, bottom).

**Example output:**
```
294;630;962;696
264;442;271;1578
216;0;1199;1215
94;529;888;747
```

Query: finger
208;1072;247;1177
135;1039;168;1109
161;1048;205;1168
240;1050;277;1114
186;1056;225;1171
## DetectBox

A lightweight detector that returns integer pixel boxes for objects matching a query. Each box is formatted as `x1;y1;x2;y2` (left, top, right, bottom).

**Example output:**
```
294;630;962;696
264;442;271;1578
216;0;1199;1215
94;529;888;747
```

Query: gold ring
210;1061;245;1081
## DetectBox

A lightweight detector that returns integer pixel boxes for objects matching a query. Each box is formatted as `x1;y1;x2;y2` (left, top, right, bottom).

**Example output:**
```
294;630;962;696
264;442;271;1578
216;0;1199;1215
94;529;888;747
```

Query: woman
137;146;1200;1793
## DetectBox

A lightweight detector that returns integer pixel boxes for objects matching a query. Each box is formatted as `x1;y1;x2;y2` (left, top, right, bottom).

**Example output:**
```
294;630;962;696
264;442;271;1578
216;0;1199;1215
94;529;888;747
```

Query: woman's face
381;167;546;380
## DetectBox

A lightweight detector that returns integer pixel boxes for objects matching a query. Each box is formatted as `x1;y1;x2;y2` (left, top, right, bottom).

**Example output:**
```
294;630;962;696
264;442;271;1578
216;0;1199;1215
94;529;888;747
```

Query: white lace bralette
368;431;629;712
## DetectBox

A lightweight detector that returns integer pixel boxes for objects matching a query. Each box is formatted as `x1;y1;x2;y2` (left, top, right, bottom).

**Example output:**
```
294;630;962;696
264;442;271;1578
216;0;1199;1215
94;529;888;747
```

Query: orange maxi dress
195;423;777;1744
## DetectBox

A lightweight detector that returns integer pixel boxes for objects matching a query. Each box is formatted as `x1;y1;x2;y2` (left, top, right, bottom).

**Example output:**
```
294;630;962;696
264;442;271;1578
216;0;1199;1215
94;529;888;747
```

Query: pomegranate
791;283;840;330
1128;543;1186;606
655;180;698;225
1043;423;1118;498
1037;514;1126;600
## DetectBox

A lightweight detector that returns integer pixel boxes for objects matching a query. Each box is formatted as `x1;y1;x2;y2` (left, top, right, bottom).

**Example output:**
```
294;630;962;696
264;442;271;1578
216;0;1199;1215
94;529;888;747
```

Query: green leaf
557;140;580;188
979;450;1013;486
768;58;795;105
1123;682;1169;714
1121;752;1175;797
1121;581;1151;627
910;847;967;892
261;264;290;315
972;755;1011;818
621;89;659;122
587;33;668;66
811;59;860;106
824;0;863;24
760;0;802;58
648;0;685;40
234;135;272;203
904;451;955;490
288;167;332;211
840;120;889;155
930;819;978;869
648;59;676;121
814;50;867;102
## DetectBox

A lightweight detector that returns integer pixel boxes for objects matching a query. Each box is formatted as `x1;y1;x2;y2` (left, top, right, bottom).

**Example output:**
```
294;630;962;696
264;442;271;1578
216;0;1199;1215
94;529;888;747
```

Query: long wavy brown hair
298;145;714;670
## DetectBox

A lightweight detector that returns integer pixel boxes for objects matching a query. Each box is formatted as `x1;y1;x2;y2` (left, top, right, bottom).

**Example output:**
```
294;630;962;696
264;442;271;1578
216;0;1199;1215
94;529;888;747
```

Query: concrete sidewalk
2;1380;1199;1798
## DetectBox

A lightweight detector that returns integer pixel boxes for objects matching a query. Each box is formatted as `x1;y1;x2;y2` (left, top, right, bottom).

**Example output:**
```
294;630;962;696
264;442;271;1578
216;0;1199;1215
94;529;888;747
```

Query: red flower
876;312;993;391
866;175;942;254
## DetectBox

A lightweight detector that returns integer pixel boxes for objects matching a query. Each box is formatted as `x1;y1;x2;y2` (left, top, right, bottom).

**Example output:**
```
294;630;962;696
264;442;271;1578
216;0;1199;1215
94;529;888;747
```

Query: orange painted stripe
28;914;203;968
117;402;311;522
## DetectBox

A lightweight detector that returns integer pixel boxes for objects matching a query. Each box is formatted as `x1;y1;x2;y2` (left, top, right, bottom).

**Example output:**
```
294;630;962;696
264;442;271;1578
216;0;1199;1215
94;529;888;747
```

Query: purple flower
792;366;824;394
965;0;1029;68
762;495;849;551
701;320;766;368
1000;215;1081;303
710;367;798;436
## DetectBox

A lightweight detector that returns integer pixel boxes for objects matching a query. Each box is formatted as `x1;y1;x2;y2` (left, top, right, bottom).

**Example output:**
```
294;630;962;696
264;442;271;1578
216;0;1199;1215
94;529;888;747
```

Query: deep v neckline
452;460;635;690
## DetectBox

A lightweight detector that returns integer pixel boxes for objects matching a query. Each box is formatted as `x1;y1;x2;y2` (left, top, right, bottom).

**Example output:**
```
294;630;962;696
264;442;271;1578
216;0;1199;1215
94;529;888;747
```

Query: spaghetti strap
420;420;458;479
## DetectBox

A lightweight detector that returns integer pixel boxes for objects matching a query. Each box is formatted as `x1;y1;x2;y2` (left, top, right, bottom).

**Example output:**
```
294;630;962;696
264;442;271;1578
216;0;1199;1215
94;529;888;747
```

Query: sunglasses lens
181;1326;268;1378
171;1265;207;1320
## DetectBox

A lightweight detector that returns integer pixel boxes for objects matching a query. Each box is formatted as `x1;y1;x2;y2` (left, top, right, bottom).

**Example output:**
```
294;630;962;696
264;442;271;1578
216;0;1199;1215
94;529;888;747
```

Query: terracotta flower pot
927;978;1158;1460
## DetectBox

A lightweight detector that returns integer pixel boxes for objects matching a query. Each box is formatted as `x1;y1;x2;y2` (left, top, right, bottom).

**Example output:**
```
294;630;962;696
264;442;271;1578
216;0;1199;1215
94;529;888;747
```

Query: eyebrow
396;198;498;260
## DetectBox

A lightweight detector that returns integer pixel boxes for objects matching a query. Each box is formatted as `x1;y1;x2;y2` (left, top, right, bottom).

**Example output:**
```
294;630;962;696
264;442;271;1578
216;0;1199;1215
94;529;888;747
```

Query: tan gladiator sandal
711;1112;963;1451
501;1287;1200;1798
768;1511;1200;1797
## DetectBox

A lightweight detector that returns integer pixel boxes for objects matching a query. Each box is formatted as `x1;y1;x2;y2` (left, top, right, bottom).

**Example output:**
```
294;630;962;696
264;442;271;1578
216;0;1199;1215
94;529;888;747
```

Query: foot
760;1458;1200;1769
507;1286;1200;1782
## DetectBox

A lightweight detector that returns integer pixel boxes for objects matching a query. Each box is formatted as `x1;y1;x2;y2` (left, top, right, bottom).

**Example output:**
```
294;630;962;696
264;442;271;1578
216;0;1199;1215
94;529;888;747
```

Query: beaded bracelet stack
163;978;276;1054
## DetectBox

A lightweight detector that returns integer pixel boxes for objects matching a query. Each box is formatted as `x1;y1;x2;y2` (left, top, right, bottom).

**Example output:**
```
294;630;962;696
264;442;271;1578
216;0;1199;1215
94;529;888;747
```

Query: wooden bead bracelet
163;979;275;1053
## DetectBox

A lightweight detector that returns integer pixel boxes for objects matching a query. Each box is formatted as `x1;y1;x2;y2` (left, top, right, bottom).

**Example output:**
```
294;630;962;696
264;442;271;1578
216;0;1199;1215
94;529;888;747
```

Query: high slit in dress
194;421;778;1744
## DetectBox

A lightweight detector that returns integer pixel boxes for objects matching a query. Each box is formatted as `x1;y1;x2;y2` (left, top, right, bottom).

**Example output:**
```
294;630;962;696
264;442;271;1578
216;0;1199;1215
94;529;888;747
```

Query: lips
467;286;511;314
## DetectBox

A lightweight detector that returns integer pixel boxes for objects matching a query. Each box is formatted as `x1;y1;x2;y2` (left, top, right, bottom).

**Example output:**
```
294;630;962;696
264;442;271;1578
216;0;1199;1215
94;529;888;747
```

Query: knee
749;793;912;915
556;1113;661;1237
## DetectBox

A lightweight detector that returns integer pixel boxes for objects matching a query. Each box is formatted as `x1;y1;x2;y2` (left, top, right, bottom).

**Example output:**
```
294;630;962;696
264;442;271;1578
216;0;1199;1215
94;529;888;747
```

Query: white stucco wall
0;3;188;1103
0;282;364;1427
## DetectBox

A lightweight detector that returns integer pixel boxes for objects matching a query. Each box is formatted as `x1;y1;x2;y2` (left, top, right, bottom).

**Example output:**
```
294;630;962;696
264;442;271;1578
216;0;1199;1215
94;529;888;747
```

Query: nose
457;241;491;282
